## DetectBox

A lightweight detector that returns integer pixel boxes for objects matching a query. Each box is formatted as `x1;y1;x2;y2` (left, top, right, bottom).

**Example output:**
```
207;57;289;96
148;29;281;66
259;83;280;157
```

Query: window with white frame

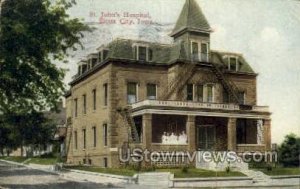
134;44;152;61
196;84;204;102
228;56;239;71
191;42;199;61
191;41;209;62
127;82;138;104
147;84;157;100
205;84;214;103
201;43;209;62
98;49;109;62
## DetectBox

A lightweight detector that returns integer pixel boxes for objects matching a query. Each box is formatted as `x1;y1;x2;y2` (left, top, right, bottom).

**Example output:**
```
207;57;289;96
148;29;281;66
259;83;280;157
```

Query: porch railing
131;100;239;111
131;100;269;112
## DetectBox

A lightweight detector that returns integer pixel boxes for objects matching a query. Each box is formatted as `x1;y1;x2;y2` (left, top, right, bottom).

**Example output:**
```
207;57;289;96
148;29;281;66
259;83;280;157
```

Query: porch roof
130;100;271;120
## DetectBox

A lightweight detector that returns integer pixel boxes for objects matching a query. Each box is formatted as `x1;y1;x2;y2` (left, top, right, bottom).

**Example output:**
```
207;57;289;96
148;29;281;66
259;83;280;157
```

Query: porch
130;100;271;153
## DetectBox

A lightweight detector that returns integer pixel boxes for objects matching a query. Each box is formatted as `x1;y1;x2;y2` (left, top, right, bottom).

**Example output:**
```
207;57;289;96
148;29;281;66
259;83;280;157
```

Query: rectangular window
83;129;86;149
127;82;137;104
148;49;153;61
223;90;230;103
191;42;199;61
91;58;97;67
103;50;109;60
147;84;156;100
201;43;209;62
98;52;102;62
82;64;88;73
196;85;203;102
186;84;194;101
206;84;214;103
92;126;96;147
92;89;96;110
82;94;86;114
74;131;78;149
138;46;147;61
74;98;78;117
238;91;245;104
103;124;108;146
229;57;238;71
103;157;108;168
103;83;108;106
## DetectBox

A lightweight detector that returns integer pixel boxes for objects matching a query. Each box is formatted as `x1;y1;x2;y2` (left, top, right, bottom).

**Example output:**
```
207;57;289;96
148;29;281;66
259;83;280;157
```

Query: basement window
103;157;108;168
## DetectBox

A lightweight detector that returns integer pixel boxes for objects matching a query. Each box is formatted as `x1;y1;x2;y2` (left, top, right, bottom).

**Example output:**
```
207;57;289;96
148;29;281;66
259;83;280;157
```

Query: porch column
142;113;152;149
186;115;196;151
264;119;271;151
227;118;237;151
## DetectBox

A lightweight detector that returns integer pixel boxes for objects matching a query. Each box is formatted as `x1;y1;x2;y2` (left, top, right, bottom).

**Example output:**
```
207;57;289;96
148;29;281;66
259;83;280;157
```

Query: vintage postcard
0;0;299;188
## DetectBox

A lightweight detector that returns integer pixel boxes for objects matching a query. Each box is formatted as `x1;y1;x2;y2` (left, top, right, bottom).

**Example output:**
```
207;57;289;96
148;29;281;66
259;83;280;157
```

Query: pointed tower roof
171;0;211;37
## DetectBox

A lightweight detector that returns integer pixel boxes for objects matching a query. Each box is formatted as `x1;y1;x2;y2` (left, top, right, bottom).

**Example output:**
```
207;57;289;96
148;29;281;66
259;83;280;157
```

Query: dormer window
91;58;97;67
133;44;152;62
98;49;109;62
82;63;88;73
138;46;147;61
228;56;239;71
191;41;209;62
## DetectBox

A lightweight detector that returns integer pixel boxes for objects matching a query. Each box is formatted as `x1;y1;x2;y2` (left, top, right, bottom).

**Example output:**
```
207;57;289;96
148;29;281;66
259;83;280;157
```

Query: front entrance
197;125;216;150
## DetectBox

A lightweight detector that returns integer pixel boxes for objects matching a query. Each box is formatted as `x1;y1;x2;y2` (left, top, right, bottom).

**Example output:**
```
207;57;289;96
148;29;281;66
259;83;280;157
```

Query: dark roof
171;0;211;37
106;39;187;64
70;39;255;85
103;38;254;73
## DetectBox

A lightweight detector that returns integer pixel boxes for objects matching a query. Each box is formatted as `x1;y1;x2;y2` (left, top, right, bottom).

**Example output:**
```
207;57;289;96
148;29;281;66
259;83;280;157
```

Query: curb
64;168;133;182
0;159;59;175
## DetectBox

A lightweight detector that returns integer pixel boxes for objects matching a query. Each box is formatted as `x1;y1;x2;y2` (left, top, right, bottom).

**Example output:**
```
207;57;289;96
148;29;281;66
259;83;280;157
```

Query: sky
63;0;300;144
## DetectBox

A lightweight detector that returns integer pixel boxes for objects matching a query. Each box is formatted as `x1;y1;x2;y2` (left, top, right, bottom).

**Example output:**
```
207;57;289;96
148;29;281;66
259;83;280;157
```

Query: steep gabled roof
171;0;211;37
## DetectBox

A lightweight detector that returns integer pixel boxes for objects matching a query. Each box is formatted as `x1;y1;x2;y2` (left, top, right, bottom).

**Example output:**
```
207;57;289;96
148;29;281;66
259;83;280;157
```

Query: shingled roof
171;0;211;37
102;38;254;73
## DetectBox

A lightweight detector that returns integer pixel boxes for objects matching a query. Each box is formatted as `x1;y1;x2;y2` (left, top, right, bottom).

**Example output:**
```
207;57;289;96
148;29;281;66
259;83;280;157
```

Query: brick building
65;0;271;168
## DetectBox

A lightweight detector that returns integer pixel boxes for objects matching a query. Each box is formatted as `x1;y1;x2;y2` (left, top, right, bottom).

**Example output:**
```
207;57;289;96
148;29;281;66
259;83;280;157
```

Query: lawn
156;168;246;178
0;156;28;163
26;157;58;165
0;156;60;165
66;166;245;178
257;167;300;176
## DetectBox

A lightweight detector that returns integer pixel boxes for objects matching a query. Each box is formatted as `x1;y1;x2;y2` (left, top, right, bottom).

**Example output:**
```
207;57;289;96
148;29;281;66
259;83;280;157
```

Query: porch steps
137;172;171;187
241;169;271;184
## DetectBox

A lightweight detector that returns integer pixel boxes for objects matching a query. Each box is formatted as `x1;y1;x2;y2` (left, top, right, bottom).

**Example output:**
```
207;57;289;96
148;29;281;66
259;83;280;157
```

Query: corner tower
171;0;212;62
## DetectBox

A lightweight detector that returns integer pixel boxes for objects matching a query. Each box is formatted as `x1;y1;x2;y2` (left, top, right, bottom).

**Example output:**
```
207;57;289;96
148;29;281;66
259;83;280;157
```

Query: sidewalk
1;159;299;188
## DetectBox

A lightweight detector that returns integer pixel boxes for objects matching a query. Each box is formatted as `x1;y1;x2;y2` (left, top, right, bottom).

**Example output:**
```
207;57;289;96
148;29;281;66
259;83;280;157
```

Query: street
0;161;120;189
